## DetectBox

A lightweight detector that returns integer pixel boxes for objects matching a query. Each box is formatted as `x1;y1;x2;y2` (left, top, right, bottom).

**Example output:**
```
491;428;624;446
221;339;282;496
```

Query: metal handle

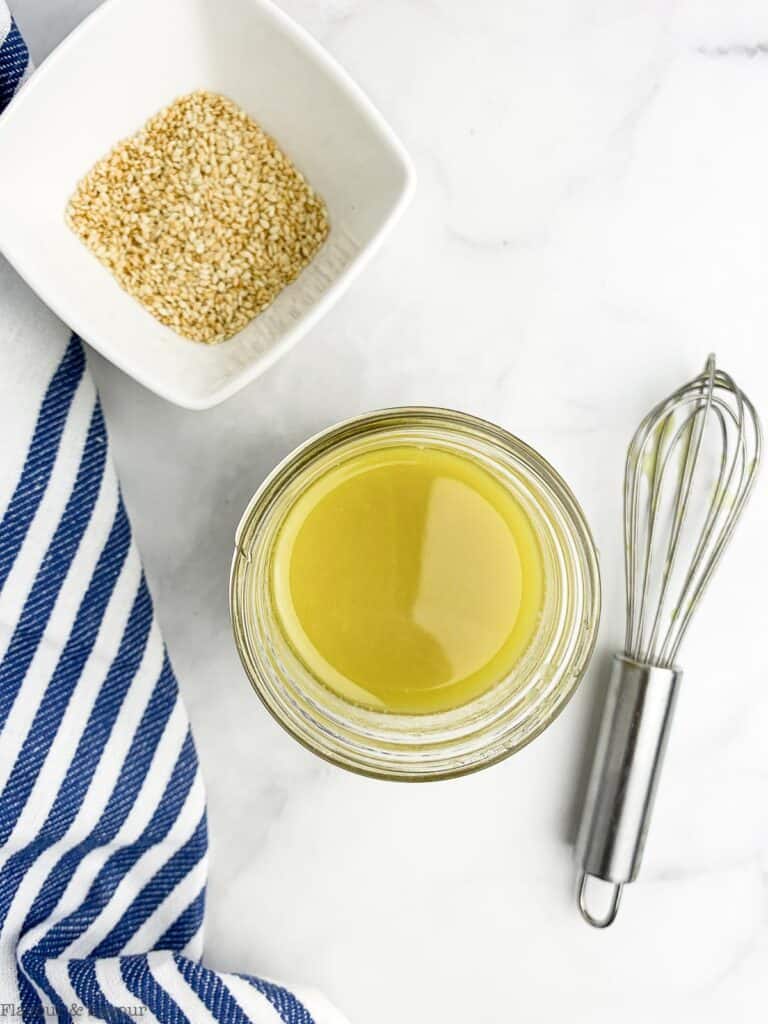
576;654;681;927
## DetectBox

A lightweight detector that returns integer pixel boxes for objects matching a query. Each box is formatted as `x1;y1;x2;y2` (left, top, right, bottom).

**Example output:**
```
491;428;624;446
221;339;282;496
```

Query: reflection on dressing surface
271;445;545;714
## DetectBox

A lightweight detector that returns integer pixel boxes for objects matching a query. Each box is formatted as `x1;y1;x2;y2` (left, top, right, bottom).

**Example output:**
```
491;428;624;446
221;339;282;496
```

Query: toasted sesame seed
66;90;330;345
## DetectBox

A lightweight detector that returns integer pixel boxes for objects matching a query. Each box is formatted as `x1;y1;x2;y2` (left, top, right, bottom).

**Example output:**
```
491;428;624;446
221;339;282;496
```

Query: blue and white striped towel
0;9;344;1023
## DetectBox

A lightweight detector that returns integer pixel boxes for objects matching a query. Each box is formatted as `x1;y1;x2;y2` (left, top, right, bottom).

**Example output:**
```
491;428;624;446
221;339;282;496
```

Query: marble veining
11;1;768;1021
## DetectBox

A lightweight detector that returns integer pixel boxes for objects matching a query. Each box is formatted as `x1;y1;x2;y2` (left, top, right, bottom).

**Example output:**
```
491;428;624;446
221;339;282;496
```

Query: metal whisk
576;356;762;927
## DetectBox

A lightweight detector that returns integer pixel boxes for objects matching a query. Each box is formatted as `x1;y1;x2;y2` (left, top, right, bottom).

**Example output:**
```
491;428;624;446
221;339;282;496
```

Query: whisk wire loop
622;355;761;668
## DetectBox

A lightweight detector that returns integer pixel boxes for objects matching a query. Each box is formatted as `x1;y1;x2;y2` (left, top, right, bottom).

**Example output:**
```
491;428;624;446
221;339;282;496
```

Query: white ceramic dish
0;0;414;409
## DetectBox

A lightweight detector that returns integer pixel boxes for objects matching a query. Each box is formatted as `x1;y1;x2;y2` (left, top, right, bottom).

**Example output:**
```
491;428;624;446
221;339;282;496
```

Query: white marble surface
12;0;768;1020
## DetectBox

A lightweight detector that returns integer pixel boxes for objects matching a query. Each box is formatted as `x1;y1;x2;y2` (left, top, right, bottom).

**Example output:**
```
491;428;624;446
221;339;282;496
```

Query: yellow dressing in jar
271;445;544;714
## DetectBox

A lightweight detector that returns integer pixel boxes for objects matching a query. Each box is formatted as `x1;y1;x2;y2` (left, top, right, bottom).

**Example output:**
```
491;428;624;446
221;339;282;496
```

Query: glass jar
230;408;600;780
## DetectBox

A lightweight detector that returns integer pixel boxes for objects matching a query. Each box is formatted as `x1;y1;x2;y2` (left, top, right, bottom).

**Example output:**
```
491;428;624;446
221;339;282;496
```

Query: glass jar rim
230;407;601;781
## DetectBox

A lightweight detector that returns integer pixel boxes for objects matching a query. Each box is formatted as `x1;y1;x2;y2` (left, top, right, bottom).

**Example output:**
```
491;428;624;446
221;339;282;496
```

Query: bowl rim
0;0;416;410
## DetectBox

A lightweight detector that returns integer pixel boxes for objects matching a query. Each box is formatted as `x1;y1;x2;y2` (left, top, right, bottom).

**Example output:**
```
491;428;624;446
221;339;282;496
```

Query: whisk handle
576;655;681;927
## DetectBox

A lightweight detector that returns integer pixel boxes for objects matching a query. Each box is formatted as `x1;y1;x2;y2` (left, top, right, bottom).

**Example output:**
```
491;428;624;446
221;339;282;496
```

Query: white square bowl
0;0;414;409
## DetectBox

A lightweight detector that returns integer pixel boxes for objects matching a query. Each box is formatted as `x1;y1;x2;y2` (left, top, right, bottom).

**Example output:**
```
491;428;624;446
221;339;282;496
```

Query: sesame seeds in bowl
66;91;330;344
0;0;415;408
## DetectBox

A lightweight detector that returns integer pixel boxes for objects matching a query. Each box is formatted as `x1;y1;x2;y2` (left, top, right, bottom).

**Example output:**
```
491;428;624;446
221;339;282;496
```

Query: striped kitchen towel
0;8;344;1023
